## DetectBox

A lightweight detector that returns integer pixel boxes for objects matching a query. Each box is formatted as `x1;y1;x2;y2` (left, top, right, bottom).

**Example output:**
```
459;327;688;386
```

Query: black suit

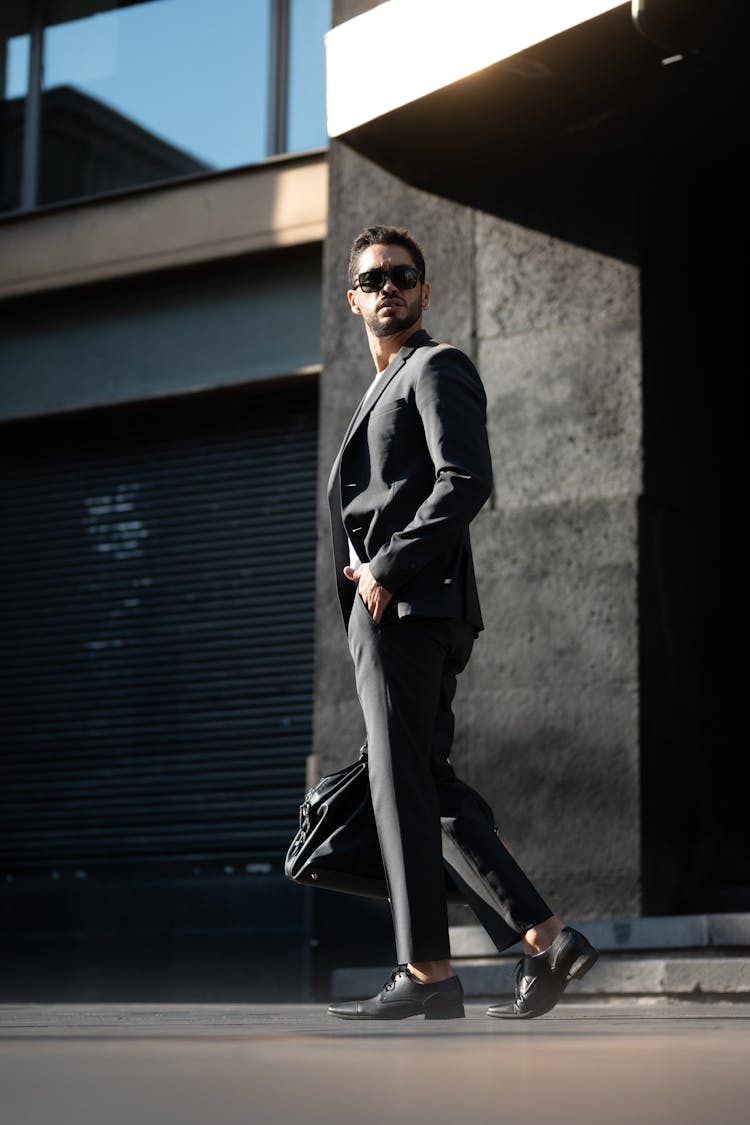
328;330;489;630
328;330;550;963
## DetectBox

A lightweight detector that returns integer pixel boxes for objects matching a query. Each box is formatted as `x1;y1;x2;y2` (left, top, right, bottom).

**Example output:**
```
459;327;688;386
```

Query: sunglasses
353;265;421;293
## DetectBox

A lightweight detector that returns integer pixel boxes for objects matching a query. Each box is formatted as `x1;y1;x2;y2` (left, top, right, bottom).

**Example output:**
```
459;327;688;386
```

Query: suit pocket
367;399;412;479
370;397;407;419
368;400;407;425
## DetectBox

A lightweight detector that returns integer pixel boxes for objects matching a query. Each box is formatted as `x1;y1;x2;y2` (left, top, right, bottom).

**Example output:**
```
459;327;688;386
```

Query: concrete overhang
326;1;739;260
0;152;328;299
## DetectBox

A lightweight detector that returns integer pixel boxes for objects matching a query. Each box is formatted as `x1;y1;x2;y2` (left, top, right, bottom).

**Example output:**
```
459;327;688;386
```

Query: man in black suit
326;226;598;1021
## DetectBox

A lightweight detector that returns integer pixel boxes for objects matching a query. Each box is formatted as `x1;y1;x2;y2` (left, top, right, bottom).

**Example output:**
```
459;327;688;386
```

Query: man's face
347;243;429;338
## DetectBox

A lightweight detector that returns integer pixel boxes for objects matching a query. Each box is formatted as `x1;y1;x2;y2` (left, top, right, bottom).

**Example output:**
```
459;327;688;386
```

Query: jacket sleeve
367;348;492;593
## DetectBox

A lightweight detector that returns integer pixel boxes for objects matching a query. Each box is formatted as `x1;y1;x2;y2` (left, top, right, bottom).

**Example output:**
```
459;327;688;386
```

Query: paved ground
2;999;749;1125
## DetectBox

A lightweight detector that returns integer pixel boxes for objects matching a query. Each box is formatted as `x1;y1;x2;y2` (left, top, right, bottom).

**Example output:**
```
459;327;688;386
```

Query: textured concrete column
467;215;641;918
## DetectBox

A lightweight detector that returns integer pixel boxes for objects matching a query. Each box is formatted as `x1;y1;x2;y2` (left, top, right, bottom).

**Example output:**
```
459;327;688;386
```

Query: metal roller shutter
0;379;318;877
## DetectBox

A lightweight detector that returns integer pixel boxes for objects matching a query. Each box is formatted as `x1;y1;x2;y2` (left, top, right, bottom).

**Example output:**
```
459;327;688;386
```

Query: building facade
1;0;331;1001
1;0;745;1001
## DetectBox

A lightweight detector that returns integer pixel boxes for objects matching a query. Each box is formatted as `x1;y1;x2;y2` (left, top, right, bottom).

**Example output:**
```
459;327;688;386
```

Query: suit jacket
327;329;492;630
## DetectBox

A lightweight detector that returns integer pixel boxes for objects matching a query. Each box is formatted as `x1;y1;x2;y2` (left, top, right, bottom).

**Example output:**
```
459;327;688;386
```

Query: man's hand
344;563;392;623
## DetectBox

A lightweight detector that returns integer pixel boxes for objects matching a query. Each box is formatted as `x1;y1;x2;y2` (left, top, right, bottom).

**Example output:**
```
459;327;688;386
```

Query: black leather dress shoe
328;966;465;1021
486;926;599;1019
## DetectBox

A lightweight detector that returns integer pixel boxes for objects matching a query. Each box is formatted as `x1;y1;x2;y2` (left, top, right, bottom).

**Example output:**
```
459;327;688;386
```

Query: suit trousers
347;594;553;964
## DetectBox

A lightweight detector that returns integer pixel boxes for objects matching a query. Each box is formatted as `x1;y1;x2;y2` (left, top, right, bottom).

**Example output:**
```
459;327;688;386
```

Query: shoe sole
568;947;599;981
328;1004;465;1021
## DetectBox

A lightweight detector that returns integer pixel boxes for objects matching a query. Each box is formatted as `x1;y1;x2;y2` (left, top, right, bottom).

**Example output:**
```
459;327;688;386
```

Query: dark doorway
638;94;746;914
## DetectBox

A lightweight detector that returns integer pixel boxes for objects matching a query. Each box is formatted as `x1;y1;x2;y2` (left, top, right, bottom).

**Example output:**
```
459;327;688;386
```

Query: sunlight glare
326;0;625;137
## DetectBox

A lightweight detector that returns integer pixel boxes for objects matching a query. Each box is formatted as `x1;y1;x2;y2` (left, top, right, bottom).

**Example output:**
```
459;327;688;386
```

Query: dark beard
364;305;421;338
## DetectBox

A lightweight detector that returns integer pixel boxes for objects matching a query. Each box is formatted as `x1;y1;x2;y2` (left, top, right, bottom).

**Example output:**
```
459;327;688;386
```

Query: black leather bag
284;745;387;898
284;744;463;902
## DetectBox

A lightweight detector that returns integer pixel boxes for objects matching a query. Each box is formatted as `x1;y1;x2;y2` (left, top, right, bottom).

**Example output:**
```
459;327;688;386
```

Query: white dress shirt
347;365;391;571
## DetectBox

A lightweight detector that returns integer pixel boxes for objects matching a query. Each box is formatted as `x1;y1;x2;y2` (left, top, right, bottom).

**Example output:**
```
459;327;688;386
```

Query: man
326;226;598;1021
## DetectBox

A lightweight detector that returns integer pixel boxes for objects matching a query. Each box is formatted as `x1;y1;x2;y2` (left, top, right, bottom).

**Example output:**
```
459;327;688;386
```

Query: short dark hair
348;225;426;288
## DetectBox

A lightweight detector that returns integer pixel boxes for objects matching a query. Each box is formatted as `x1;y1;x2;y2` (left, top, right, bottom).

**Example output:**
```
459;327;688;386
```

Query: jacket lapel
328;331;431;498
340;331;430;454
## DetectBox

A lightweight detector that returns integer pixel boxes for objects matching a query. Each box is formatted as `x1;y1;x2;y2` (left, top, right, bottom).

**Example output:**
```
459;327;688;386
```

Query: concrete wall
0;251;322;420
314;120;642;919
0;153;328;421
0;154;327;299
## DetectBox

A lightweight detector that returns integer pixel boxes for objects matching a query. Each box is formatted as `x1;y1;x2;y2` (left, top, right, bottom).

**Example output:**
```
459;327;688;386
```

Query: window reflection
1;33;30;212
5;34;29;100
288;0;330;153
1;0;330;213
40;0;271;206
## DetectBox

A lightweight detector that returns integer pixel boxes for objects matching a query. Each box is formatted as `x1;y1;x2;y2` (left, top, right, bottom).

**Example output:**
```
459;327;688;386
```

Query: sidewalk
2;999;749;1125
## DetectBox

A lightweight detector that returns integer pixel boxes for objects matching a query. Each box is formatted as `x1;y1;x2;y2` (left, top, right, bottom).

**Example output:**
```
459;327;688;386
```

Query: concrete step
332;954;750;1000
331;914;750;1000
450;914;750;957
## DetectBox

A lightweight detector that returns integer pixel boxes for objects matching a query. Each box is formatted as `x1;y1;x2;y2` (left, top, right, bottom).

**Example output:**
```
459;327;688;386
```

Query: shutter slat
0;384;318;872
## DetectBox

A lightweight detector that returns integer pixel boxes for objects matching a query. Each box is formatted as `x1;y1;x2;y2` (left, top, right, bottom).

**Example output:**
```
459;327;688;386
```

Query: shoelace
383;966;408;991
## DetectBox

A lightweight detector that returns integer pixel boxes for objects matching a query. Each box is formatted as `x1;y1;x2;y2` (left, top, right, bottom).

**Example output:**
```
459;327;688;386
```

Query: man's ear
347;289;362;316
422;281;431;310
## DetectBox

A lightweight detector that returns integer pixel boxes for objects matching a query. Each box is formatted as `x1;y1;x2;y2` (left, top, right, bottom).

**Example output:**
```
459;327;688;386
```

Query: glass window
5;33;30;100
39;0;271;206
1;0;330;214
287;0;330;153
1;32;30;212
